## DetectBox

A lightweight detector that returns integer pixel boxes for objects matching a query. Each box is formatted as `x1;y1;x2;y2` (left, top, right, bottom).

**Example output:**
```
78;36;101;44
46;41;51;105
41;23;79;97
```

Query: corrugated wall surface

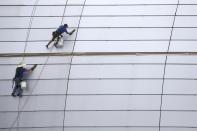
1;0;197;131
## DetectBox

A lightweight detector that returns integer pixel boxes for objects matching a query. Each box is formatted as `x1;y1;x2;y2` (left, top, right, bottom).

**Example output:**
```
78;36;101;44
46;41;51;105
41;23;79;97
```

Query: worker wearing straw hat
12;63;37;97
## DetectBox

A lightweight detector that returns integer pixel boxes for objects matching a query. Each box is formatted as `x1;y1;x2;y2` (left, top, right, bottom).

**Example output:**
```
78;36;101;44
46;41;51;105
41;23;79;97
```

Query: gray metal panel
12;128;62;131
83;5;177;15
180;0;197;4
32;17;80;28
19;111;64;127
177;5;197;15
161;129;197;131
172;28;197;40
0;96;19;111
161;112;197;126
0;42;25;53
0;29;27;41
66;95;160;110
64;6;84;16
0;112;18;128
165;65;197;78
34;6;65;16
25;56;71;64
20;95;65;111
64;128;159;131
164;80;197;94
77;28;171;40
0;18;30;28
80;17;174;27
72;56;166;64
86;0;177;4
167;56;197;63
170;41;197;52
70;65;164;78
0;6;34;16
0;0;36;5
0;57;22;64
67;0;87;5
0;81;13;95
175;16;197;27
0;65;16;79
23;80;67;95
74;41;169;52
38;0;67;5
25;41;74;53
68;80;162;94
64;111;159;126
162;96;197;110
30;65;70;79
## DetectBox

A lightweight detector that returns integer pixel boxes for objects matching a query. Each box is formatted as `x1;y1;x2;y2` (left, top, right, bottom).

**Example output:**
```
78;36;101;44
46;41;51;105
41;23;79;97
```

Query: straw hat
17;62;26;68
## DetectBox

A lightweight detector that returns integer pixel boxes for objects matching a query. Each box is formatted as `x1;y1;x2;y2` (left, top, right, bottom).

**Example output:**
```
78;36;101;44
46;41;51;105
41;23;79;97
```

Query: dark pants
12;79;23;97
46;31;61;47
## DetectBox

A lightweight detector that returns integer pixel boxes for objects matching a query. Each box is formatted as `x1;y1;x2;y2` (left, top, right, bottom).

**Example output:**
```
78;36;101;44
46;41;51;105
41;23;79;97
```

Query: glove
69;29;75;35
31;64;37;71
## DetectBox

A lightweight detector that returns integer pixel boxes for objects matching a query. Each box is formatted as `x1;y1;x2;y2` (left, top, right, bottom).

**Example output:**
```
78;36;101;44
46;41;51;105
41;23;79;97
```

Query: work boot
11;93;16;97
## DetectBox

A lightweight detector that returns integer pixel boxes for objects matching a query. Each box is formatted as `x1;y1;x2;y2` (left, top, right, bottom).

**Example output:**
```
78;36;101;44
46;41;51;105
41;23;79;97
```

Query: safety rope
158;1;180;131
62;0;87;130
9;0;69;130
14;0;40;130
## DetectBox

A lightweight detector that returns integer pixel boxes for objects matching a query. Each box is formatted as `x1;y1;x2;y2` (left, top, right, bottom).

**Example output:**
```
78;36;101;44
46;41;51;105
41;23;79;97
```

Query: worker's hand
31;64;37;71
69;29;75;35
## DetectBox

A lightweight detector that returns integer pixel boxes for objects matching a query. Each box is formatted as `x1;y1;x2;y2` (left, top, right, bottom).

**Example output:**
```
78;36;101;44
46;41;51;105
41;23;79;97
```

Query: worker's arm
68;29;75;35
64;28;70;35
64;28;75;35
29;64;37;72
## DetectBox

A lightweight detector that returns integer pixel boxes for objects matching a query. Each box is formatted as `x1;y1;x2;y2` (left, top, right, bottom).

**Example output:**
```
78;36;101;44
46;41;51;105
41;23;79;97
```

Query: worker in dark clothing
12;63;37;97
46;24;75;48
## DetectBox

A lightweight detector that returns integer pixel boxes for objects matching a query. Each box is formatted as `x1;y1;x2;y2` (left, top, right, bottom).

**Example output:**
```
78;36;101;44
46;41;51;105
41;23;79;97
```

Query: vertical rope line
158;1;179;131
16;98;20;131
62;0;87;130
22;0;39;62
61;0;69;25
9;0;69;130
12;1;39;130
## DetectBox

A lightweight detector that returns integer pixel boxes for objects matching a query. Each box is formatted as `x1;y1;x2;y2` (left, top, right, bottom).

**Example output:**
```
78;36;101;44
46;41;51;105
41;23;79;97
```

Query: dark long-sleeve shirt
56;25;68;34
14;67;28;80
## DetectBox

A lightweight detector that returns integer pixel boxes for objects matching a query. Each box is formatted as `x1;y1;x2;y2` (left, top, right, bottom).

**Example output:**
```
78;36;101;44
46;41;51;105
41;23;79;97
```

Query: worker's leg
11;86;17;97
46;36;56;48
11;80;20;97
18;87;23;97
54;36;61;47
46;32;58;48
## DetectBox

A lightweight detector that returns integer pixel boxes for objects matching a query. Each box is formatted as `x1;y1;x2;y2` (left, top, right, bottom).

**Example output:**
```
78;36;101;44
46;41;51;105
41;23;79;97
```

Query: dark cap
64;24;68;27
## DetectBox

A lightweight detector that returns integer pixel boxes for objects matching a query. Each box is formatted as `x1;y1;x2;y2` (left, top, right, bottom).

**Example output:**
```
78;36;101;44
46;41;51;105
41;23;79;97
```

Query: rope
22;0;39;62
62;0;87;130
158;1;180;131
13;0;40;130
9;0;69;130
